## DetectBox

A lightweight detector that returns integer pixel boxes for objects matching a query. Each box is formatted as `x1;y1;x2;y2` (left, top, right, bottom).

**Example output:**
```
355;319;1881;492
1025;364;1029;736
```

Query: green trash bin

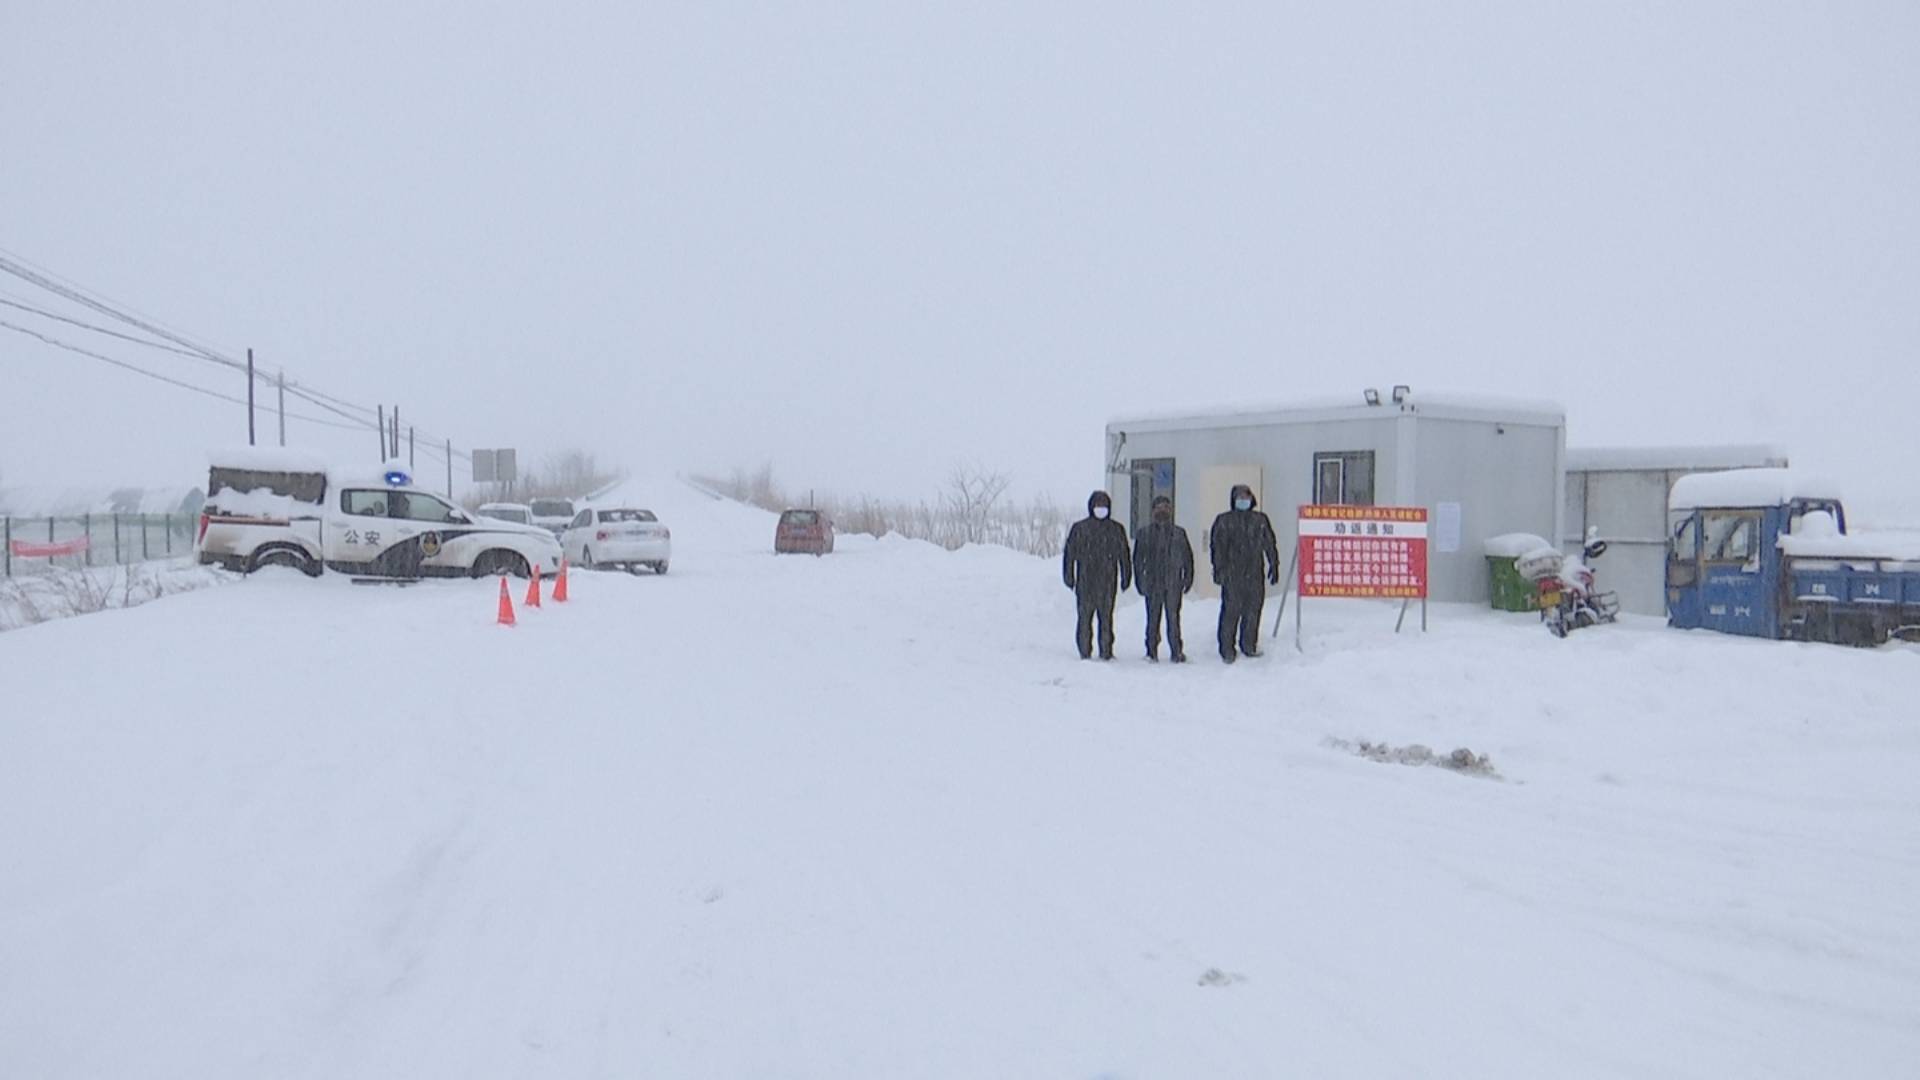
1487;556;1537;612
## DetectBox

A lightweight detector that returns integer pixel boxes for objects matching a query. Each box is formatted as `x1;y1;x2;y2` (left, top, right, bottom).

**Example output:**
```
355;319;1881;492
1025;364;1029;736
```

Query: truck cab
1666;468;1918;644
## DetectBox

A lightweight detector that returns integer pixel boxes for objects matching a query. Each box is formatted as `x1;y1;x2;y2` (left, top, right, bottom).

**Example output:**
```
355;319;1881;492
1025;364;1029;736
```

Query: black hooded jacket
1063;492;1132;596
1133;517;1194;596
1209;484;1281;588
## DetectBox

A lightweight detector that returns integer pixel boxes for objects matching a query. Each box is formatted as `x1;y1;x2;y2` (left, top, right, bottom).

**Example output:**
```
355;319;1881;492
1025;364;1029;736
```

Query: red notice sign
1298;505;1428;599
9;536;91;558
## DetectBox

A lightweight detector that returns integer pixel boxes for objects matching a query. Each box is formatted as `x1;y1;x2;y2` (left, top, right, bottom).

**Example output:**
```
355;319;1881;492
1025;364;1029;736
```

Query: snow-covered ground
0;558;232;632
2;478;1917;1078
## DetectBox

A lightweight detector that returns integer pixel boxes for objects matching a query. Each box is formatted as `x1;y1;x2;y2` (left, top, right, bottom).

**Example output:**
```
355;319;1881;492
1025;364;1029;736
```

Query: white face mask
1093;506;1110;519
1234;499;1252;511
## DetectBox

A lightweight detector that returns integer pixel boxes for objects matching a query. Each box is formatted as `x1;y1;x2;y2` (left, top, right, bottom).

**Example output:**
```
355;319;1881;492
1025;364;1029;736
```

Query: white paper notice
1435;502;1462;553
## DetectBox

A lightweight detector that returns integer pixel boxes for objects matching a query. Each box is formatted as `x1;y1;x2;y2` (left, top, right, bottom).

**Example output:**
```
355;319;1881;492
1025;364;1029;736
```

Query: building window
1312;451;1375;506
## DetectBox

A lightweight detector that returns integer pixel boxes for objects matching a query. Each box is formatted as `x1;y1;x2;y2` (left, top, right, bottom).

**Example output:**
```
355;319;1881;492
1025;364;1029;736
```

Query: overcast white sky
3;2;1916;511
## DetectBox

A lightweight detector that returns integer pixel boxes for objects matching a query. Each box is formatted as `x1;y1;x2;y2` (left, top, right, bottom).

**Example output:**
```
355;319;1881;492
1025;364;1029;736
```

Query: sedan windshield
483;508;529;524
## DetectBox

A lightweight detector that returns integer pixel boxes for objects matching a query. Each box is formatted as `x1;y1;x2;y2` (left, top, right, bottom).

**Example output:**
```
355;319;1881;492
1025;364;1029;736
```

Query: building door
1196;465;1262;599
1129;458;1175;534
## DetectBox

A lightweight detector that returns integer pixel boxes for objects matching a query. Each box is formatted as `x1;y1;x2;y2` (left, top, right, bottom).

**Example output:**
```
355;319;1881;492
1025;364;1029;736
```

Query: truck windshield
531;500;574;518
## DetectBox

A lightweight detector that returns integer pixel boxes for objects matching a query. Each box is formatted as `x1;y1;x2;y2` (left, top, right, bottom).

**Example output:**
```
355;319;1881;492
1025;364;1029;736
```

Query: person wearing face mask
1132;495;1194;662
1062;490;1132;660
1209;483;1280;663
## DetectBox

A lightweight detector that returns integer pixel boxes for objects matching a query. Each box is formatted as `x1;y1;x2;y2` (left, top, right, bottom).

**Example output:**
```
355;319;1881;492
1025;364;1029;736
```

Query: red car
775;509;835;555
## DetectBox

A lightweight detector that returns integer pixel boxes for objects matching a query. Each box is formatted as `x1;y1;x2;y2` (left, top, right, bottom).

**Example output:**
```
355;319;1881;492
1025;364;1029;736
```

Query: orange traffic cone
554;556;570;603
525;563;543;608
496;576;516;627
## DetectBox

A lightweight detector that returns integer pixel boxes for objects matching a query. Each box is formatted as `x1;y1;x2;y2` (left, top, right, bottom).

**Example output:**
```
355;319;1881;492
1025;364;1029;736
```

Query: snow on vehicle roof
206;446;329;473
478;502;531;511
1780;525;1920;562
1567;444;1788;473
1668;469;1840;511
1107;391;1564;433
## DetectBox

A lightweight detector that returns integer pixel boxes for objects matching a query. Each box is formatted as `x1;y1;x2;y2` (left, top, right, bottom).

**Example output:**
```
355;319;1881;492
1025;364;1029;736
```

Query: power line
0;318;367;432
0;245;477;464
0;294;221;365
0;252;245;371
0;244;239;363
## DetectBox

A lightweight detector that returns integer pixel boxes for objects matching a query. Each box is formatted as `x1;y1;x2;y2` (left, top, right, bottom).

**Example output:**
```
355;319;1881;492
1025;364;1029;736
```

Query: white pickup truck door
328;488;425;574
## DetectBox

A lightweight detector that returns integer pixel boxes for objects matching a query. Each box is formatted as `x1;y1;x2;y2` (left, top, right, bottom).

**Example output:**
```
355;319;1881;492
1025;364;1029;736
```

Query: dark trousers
1075;589;1117;658
1218;582;1266;658
1144;591;1184;657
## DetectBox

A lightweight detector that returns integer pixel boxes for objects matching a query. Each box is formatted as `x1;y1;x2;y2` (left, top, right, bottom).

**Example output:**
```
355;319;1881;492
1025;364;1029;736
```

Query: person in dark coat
1062;490;1131;660
1132;495;1194;662
1209;483;1280;663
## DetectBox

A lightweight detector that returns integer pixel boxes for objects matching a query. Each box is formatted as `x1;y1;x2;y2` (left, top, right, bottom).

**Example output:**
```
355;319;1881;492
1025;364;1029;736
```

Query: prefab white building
1105;391;1566;603
1562;444;1789;617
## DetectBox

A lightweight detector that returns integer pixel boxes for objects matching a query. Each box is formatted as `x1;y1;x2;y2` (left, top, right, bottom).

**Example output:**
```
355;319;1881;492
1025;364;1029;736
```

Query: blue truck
1666;469;1920;645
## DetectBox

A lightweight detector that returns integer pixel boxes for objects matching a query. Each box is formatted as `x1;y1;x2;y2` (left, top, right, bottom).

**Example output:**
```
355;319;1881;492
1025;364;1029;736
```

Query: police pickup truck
1666;468;1920;645
197;450;561;580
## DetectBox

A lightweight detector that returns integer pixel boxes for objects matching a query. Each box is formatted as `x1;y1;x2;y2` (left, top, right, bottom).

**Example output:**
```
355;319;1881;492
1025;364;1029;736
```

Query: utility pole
391;406;401;460
276;371;286;447
377;405;387;461
246;348;256;446
445;438;453;498
409;426;415;470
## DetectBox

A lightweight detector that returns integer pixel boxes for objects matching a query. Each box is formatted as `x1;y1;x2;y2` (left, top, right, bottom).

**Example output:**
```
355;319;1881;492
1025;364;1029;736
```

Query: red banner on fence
1298;505;1428;599
9;536;91;558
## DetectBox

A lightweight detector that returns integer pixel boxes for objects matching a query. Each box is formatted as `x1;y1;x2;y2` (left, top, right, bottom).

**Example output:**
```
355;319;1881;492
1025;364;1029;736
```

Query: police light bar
384;469;411;487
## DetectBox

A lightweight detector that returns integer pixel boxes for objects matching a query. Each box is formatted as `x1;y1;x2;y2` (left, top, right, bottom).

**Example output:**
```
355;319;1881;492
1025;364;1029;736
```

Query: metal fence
2;514;197;577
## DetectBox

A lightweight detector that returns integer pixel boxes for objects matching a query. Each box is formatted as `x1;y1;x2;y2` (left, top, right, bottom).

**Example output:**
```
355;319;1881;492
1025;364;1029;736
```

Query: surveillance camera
1363;388;1381;406
1391;384;1411;404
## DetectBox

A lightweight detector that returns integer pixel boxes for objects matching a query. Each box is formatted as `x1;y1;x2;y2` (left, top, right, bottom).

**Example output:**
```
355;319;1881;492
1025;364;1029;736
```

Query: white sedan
562;507;672;574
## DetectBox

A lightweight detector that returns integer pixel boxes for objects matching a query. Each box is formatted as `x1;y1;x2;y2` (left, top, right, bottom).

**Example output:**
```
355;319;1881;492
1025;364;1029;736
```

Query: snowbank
0;559;233;632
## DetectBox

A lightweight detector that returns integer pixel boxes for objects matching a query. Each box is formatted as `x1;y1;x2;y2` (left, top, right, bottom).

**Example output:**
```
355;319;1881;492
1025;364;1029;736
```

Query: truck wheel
472;550;529;579
251;548;319;577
